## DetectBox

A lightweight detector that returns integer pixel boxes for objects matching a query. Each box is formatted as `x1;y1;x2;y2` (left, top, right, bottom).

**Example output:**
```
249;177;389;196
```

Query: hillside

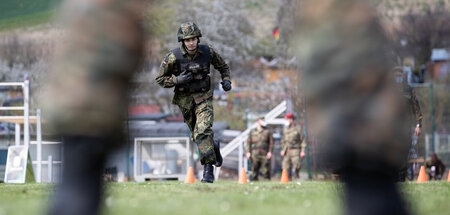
0;0;60;31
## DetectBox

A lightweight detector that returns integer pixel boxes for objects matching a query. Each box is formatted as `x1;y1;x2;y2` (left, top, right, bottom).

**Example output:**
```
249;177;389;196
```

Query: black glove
175;71;192;84
221;80;232;91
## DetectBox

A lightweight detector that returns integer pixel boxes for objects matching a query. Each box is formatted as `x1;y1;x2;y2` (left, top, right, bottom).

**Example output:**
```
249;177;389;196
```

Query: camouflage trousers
178;99;216;165
282;149;302;179
250;152;271;181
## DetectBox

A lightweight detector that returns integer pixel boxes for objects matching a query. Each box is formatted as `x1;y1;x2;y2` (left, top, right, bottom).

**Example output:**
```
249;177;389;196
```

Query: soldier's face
183;37;198;51
288;118;294;125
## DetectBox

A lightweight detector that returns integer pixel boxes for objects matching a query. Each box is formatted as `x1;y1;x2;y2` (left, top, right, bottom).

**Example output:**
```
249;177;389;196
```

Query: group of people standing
246;114;307;181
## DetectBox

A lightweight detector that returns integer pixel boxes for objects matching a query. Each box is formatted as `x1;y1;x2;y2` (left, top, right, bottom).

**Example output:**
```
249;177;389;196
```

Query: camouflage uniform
42;0;144;214
396;69;423;181
246;127;274;180
296;0;410;214
42;0;144;138
156;41;230;165
281;125;306;179
402;85;422;126
395;67;422;127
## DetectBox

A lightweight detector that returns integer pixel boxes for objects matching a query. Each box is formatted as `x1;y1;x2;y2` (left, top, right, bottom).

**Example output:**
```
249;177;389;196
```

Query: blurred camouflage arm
155;53;177;88
300;140;306;154
268;131;274;153
299;130;306;154
281;130;287;152
209;46;230;81
245;133;251;153
411;88;423;126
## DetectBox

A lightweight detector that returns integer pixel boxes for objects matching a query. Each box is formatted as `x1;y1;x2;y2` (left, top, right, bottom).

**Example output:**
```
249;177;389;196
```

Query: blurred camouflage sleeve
209;46;230;81
245;133;252;153
268;130;274;153
41;0;144;136
410;88;423;126
300;130;306;153
155;52;177;87
281;129;287;150
295;0;410;171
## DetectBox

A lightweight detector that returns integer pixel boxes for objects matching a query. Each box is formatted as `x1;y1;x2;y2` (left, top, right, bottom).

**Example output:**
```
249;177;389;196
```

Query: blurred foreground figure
42;0;144;214
295;0;410;214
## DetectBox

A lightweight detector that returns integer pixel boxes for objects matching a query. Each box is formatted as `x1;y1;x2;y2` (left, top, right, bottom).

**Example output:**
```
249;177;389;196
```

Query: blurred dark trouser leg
398;165;407;182
408;163;414;181
342;168;409;215
49;136;109;215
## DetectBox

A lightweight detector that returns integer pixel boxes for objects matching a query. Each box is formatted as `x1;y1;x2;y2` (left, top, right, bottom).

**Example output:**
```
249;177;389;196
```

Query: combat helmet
177;22;202;42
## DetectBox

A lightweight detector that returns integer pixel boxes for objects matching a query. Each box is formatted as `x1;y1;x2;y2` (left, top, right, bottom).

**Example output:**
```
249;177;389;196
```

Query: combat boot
201;164;214;183
214;140;223;167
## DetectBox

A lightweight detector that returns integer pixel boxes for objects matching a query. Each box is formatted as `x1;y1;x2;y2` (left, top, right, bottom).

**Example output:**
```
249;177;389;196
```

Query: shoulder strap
172;48;183;60
173;48;188;74
198;44;210;63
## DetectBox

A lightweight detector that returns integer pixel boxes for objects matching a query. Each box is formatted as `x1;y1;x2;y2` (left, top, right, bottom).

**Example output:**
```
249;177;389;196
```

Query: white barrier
134;137;191;182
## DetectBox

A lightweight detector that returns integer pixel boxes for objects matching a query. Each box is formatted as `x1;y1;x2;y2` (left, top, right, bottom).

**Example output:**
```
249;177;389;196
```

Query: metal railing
0;81;56;183
0;81;30;147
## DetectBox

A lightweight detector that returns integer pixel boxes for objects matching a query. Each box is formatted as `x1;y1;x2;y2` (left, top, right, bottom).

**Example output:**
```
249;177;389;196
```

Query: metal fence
425;133;450;165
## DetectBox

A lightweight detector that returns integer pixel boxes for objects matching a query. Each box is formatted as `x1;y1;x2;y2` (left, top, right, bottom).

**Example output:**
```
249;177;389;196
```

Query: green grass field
0;0;60;31
0;181;449;215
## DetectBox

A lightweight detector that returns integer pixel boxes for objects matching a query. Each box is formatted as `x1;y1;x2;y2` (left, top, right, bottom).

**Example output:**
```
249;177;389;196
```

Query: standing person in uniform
280;113;306;180
296;0;411;214
394;67;423;181
42;0;145;214
155;22;231;183
245;117;274;181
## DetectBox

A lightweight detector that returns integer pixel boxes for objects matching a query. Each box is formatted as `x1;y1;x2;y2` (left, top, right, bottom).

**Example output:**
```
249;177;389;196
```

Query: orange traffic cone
280;169;289;183
238;168;247;184
417;165;427;183
447;170;450;182
184;167;195;184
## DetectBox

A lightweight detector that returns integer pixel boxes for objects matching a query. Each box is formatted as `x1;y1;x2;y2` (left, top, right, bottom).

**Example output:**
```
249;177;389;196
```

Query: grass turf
0;0;60;32
0;181;449;215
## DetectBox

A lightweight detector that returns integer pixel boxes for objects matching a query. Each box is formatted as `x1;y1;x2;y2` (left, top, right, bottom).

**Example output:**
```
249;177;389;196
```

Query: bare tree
393;6;450;67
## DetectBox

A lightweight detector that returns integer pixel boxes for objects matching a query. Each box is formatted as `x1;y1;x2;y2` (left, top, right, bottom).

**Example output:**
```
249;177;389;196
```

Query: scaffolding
0;81;61;183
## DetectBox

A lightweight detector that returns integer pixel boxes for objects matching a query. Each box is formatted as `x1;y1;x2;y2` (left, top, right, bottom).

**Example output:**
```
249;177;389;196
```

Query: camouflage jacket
281;125;306;153
42;0;144;136
155;44;230;109
246;127;274;155
297;0;412;169
400;84;423;126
